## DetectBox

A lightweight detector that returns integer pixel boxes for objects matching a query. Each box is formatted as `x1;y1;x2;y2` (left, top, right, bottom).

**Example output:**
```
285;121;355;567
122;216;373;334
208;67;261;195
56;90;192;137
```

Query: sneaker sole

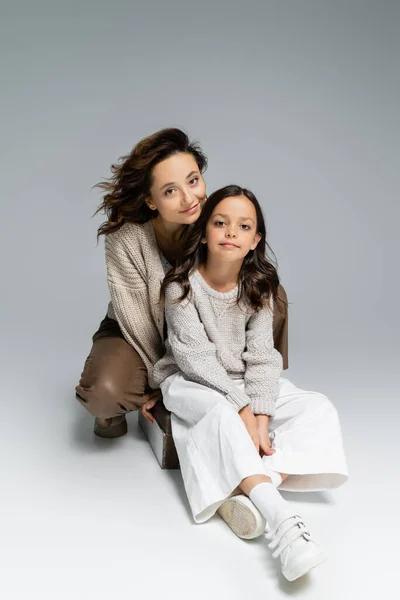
217;495;266;540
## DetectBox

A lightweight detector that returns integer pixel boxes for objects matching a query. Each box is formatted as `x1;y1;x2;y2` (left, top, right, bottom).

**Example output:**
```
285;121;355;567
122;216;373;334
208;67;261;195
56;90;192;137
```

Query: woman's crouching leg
75;336;150;436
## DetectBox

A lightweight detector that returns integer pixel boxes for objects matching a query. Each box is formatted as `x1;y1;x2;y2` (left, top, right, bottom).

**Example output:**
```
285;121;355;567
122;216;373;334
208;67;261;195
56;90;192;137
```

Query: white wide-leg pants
160;373;349;523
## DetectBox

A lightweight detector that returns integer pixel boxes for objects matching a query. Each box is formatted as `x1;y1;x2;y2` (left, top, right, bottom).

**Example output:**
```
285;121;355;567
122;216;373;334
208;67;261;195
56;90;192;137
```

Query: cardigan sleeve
163;282;252;411
104;232;163;371
242;304;283;417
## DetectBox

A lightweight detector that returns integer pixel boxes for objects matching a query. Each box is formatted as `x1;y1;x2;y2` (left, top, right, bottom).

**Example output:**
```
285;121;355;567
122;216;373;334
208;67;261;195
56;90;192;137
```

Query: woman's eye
190;177;199;185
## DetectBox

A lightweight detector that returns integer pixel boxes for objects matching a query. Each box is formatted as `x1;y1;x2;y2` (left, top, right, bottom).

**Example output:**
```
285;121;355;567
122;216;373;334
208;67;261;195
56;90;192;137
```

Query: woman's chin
180;205;202;222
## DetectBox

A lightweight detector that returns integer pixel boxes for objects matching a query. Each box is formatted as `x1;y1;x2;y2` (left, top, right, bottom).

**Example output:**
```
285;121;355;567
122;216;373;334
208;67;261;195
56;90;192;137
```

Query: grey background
1;1;399;598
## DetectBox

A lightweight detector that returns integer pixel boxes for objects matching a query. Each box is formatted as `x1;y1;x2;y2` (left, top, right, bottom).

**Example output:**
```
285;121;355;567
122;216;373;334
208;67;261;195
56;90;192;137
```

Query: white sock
249;482;293;532
263;469;283;488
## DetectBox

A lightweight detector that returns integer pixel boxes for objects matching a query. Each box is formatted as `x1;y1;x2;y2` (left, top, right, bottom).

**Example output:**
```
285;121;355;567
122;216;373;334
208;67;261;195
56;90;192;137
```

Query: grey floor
2;353;398;600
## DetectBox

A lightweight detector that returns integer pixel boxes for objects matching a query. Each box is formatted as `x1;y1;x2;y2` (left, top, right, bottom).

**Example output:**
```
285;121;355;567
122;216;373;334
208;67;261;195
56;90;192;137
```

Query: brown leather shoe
94;416;128;438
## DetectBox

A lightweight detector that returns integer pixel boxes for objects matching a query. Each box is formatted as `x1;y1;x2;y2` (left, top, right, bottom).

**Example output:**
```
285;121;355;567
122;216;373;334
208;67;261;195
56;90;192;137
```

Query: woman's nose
181;188;193;203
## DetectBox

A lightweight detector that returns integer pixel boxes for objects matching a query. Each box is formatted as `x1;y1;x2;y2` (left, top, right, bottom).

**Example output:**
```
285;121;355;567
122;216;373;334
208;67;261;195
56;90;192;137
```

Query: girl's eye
240;224;250;230
165;188;176;196
214;221;226;226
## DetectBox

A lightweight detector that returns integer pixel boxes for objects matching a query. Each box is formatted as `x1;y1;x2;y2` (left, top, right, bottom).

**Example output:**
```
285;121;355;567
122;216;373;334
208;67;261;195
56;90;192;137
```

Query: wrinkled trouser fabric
160;373;349;523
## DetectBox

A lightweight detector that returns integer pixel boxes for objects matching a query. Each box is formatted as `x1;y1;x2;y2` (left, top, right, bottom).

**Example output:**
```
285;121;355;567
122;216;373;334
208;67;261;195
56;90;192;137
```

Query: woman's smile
180;202;200;215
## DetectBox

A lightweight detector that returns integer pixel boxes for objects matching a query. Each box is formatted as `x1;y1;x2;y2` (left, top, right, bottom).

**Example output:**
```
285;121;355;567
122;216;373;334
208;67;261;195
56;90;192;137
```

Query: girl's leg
162;373;326;581
161;374;302;526
263;378;348;490
237;473;327;582
239;473;289;496
160;373;271;520
239;473;295;532
230;471;289;496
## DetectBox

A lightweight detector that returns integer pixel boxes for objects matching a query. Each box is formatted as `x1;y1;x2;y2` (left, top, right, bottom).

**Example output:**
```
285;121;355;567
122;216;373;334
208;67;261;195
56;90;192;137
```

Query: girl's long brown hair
160;185;284;313
93;128;207;240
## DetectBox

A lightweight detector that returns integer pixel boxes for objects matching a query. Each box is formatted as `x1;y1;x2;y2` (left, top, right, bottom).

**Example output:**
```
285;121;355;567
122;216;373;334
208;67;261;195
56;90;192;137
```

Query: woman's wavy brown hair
93;128;207;239
160;185;284;313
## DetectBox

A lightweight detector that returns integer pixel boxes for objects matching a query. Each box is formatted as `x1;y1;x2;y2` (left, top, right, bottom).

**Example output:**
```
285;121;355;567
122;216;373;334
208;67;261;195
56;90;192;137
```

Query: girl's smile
220;242;240;249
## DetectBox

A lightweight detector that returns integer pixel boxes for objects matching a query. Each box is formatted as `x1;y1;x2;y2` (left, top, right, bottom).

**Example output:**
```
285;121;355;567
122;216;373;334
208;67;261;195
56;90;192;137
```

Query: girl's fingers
259;439;275;456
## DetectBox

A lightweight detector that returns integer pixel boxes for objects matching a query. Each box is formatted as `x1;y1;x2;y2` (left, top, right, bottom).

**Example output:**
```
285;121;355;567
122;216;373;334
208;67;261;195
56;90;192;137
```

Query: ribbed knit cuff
249;396;276;418
226;389;251;412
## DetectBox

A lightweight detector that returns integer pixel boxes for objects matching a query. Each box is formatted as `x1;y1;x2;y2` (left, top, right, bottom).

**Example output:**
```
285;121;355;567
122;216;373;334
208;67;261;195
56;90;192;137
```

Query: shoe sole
283;550;327;582
94;420;128;438
217;495;266;540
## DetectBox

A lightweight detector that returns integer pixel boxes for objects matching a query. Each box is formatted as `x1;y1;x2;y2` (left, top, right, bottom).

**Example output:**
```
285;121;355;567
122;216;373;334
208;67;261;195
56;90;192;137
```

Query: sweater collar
191;268;239;301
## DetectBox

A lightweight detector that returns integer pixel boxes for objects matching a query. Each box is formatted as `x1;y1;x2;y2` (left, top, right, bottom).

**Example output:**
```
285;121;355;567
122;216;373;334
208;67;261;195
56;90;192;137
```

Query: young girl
152;185;348;582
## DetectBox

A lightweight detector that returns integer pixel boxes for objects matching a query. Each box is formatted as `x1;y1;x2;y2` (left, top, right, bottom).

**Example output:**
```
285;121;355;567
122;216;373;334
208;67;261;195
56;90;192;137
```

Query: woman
75;128;288;441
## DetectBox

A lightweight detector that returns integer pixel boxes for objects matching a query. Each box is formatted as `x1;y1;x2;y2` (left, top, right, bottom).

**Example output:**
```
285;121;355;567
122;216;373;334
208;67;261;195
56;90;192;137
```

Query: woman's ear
201;237;207;244
145;196;157;211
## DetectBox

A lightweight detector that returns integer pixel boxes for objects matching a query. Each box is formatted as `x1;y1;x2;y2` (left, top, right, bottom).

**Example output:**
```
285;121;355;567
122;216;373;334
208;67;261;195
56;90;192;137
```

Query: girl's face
202;195;261;262
146;152;207;225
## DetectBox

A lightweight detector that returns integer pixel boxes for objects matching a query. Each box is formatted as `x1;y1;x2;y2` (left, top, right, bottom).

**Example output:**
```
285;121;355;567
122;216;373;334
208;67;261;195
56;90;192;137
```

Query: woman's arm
105;233;163;369
163;282;252;411
243;305;283;418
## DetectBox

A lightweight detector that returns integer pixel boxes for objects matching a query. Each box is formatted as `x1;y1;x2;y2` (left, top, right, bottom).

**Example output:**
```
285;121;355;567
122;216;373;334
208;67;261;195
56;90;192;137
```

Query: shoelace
266;515;312;559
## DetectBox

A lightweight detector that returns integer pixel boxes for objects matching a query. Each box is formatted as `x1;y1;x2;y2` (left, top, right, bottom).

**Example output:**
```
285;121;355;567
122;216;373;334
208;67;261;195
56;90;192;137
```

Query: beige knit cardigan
105;220;166;388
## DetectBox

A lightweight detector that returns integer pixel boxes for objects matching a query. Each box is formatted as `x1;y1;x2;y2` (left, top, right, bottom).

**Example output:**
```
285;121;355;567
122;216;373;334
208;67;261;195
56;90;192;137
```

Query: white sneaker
266;515;327;581
217;494;266;540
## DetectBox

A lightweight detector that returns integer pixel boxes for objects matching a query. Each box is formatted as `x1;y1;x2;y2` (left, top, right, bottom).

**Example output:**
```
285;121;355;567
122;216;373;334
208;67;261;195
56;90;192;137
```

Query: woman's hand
239;405;259;452
140;389;162;424
256;414;275;457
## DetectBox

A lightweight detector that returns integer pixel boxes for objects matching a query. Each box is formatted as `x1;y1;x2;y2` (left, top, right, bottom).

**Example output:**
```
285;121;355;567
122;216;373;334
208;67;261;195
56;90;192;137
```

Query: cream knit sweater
105;220;167;388
152;270;283;416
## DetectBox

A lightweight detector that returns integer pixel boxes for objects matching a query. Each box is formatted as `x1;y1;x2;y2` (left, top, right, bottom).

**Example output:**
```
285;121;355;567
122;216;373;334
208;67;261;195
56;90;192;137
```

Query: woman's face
146;152;207;225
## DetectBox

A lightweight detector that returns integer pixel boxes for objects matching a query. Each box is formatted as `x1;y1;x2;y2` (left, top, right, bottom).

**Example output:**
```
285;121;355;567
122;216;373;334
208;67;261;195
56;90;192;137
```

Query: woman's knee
75;376;127;418
75;337;149;418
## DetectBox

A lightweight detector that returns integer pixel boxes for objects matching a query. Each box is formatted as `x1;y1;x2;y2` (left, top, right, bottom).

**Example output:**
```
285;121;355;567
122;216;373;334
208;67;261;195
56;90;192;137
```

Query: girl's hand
239;406;259;452
140;389;162;424
256;415;275;457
